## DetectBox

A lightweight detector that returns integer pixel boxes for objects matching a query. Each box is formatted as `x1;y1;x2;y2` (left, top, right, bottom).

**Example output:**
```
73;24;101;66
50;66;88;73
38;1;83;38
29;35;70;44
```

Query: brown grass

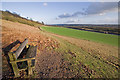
49;33;119;65
2;20;59;51
2;20;119;78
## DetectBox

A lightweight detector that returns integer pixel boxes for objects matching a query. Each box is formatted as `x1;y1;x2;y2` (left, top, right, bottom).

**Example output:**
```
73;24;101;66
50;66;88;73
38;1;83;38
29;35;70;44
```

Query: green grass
52;36;118;78
41;26;119;47
39;28;119;78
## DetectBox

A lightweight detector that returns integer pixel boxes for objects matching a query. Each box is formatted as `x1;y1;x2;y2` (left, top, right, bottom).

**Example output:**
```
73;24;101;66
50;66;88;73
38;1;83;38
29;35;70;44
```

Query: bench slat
25;45;37;58
15;39;28;59
8;52;14;61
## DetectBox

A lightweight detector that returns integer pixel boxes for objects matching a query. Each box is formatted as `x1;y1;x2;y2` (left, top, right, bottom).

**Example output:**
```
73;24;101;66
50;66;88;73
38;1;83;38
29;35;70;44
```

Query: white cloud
85;2;118;16
99;12;106;16
65;17;117;24
58;2;118;19
64;13;67;15
43;3;47;6
95;17;118;23
65;19;84;23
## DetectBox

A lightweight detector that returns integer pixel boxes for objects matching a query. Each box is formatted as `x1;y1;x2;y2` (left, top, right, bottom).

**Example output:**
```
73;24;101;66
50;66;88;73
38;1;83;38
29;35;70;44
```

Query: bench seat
8;39;37;77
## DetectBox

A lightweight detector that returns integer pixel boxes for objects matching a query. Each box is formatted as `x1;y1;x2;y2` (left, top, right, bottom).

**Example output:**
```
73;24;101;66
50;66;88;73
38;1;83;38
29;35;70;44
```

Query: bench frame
8;39;37;77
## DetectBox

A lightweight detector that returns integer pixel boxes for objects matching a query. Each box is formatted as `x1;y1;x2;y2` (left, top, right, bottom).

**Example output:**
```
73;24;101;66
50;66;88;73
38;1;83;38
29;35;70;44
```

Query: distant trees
41;21;44;25
5;10;20;18
12;12;20;17
29;18;33;21
5;10;11;13
13;12;19;15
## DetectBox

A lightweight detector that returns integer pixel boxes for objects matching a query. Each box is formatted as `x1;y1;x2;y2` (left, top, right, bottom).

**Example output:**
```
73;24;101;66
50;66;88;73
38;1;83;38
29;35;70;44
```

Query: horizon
1;2;118;24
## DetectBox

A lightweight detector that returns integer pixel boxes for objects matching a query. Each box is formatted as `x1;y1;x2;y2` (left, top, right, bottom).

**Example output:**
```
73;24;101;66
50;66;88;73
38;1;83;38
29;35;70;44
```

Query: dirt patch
34;49;75;78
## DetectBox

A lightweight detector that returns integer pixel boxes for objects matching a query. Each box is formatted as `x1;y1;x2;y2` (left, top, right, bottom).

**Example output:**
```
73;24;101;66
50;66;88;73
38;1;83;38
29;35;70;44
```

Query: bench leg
11;62;20;77
27;60;33;76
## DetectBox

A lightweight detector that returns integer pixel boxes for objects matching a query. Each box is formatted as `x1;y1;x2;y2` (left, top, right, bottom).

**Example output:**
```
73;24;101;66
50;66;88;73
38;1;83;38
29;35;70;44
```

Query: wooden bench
8;39;37;77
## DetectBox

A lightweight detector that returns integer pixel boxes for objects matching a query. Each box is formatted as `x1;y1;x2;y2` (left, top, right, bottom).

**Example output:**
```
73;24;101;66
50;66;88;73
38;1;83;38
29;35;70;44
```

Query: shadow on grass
2;40;21;56
2;40;21;78
2;40;31;78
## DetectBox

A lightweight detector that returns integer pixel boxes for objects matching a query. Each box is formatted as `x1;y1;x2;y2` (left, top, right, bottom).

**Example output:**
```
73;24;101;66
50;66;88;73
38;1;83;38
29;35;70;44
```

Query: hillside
1;10;43;27
1;11;119;78
2;20;60;78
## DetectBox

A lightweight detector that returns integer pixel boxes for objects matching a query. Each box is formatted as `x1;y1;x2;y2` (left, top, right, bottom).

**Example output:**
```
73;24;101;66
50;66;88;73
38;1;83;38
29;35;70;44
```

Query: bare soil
34;50;75;78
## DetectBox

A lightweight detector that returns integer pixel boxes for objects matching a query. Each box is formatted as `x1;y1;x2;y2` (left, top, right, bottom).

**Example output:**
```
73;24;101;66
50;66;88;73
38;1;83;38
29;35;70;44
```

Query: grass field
41;26;119;78
41;26;119;47
48;35;118;78
2;20;119;78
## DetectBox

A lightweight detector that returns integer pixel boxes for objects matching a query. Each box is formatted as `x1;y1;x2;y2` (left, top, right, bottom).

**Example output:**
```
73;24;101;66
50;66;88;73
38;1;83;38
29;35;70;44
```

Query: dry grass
2;20;60;78
1;20;119;78
50;33;118;56
49;33;119;67
2;20;59;51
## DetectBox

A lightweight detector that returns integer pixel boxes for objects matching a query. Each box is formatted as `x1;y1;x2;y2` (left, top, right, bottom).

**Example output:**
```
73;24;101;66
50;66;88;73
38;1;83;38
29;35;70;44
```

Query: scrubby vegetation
1;10;43;27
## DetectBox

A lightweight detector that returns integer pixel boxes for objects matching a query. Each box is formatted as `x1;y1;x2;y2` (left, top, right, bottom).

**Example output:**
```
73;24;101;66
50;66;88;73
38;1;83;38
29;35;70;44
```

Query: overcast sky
1;2;118;24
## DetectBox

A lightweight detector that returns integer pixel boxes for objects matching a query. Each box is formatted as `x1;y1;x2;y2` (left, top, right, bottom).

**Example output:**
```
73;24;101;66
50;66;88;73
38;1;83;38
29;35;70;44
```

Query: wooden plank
27;60;33;75
25;46;37;76
10;57;35;63
25;45;37;58
11;62;20;77
19;67;27;71
14;38;28;59
8;52;14;61
19;66;35;72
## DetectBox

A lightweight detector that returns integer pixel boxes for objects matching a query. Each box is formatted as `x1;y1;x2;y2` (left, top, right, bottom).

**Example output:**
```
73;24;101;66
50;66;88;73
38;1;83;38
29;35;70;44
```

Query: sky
1;2;118;24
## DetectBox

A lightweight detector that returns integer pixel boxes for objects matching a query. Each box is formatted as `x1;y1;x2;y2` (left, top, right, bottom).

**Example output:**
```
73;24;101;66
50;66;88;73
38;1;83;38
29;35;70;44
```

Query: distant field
41;26;119;47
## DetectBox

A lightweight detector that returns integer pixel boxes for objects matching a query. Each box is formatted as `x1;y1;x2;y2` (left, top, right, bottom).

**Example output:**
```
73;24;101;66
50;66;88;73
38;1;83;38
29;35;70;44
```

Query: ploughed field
41;26;119;47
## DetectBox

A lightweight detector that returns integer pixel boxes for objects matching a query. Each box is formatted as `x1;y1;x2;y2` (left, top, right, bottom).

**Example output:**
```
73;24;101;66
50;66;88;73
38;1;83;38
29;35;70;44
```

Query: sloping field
1;11;42;27
2;20;59;51
1;20;61;78
2;20;119;78
41;26;119;47
50;35;119;78
40;26;119;78
50;33;118;64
